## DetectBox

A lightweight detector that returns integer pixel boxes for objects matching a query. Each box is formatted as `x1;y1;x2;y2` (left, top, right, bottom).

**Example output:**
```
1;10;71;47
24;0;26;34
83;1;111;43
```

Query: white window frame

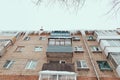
65;39;71;46
24;36;30;41
25;60;37;69
3;60;14;69
49;39;55;45
16;46;24;52
39;36;46;40
90;46;101;52
77;60;89;69
74;46;84;52
34;46;42;52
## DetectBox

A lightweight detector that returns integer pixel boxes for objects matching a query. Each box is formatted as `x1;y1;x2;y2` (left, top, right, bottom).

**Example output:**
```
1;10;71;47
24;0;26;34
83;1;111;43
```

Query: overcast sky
0;0;120;31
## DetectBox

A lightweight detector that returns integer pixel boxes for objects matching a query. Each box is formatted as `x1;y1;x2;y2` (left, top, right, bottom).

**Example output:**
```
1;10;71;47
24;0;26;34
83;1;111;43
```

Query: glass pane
97;61;111;70
77;61;81;67
29;61;37;69
82;61;88;68
39;37;46;40
24;37;30;40
49;39;55;45
3;60;13;69
65;39;71;46
25;60;37;69
60;39;64;45
77;46;83;51
16;46;24;52
25;61;30;69
35;47;42;51
56;39;60;45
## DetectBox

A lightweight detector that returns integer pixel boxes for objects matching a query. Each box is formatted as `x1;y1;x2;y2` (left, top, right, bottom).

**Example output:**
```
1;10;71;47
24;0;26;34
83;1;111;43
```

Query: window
72;36;80;41
49;39;55;45
49;38;71;46
76;60;89;70
24;36;30;40
108;53;120;68
97;61;112;71
15;46;24;52
34;46;42;52
56;39;60;45
87;36;95;41
106;40;120;47
74;46;84;53
25;60;37;69
59;60;66;64
95;30;118;36
90;46;102;53
39;36;46;40
3;60;14;69
64;39;71;46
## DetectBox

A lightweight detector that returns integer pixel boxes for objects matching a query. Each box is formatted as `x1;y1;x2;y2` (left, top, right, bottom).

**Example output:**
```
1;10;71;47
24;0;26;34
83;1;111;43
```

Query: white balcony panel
100;40;110;50
97;36;120;42
116;65;120;77
104;47;120;56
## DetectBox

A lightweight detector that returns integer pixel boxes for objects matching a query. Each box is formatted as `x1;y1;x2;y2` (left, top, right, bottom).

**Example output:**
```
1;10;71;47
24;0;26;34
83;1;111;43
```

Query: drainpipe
81;31;100;80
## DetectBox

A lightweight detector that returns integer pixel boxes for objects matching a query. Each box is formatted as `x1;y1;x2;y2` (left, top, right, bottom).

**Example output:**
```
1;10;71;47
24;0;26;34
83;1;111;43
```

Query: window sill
74;51;84;53
100;68;112;71
77;67;89;71
87;39;96;41
92;51;102;53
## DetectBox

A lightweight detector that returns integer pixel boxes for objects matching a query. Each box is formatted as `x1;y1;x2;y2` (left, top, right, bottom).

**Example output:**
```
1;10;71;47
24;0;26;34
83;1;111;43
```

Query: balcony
116;65;120;77
50;31;71;39
104;47;120;56
94;30;120;42
47;45;73;53
46;46;73;58
39;70;76;80
40;63;76;80
97;61;112;71
108;53;120;68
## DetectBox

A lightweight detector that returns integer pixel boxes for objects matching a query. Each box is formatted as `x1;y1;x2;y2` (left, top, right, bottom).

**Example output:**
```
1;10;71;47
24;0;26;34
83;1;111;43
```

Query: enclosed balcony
100;40;120;56
94;30;120;42
46;45;73;62
39;70;76;80
108;53;120;68
97;61;112;71
39;63;76;80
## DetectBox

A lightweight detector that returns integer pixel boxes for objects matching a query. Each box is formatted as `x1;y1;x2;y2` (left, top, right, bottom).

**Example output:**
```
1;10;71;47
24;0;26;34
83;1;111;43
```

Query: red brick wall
77;76;97;80
0;75;120;80
77;76;120;80
100;77;120;80
0;75;38;80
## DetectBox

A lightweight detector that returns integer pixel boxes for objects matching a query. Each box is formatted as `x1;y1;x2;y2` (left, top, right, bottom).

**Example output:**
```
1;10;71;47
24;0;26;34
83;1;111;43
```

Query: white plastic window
77;60;88;69
34;46;42;52
25;60;37;69
3;60;14;69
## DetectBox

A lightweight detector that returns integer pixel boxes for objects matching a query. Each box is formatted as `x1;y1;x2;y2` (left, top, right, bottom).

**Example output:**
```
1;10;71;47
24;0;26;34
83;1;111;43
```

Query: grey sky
0;0;120;31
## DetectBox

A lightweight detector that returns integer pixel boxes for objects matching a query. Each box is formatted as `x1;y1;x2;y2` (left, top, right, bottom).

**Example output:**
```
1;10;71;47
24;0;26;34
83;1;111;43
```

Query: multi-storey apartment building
0;29;120;80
